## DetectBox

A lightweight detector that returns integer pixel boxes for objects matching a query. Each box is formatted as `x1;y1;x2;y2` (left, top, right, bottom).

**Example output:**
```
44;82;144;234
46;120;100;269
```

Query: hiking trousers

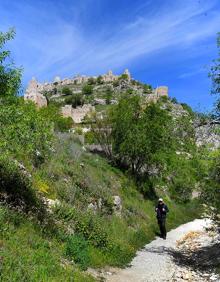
157;218;166;239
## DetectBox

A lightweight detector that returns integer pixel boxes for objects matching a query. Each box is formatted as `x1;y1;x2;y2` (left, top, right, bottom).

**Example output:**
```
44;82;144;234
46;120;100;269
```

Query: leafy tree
82;84;93;95
181;103;195;117
113;97;173;176
39;104;73;132
97;75;103;84
65;94;84;108
0;100;54;166
87;77;95;85
170;97;178;104
143;84;152;94
209;32;220;117
126;88;133;95
119;73;129;80
113;80;120;87
0;28;21;102
93;95;174;177
62;87;72;95
105;87;113;105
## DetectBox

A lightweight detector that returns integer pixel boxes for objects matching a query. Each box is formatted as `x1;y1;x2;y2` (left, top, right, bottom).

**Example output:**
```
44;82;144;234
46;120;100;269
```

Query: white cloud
1;0;219;81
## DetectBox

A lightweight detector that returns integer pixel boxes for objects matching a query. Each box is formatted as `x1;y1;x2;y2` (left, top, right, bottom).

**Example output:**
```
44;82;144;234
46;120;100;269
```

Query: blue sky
1;0;220;110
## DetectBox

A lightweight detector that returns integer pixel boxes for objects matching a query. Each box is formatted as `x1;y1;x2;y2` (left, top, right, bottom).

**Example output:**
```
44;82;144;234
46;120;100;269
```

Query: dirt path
105;219;219;282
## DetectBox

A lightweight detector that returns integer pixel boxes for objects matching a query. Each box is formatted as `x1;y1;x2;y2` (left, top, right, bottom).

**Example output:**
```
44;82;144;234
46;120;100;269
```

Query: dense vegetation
0;29;219;281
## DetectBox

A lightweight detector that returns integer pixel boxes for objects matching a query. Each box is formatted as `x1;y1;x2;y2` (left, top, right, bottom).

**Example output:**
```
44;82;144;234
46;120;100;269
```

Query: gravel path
107;219;212;282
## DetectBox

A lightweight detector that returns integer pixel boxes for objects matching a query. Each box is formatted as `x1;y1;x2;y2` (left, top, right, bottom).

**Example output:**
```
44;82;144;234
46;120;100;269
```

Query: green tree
119;73;129;80
62;87;72;95
97;75;103;84
113;97;173;176
0;101;54;166
0;28;21;102
93;95;173;177
82;84;93;95
87;77;95;85
143;84;152;94
105;87;113;104
65;94;84;108
39;104;73;132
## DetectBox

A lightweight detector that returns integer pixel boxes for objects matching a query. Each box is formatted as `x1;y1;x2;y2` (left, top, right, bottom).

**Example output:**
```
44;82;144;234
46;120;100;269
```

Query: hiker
155;198;169;239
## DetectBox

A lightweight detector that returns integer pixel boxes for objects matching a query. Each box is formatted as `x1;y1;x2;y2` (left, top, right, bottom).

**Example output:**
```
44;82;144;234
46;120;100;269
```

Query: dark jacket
155;203;169;220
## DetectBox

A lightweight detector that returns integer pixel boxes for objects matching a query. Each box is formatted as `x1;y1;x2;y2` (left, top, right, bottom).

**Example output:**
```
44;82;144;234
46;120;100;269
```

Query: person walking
155;198;169;239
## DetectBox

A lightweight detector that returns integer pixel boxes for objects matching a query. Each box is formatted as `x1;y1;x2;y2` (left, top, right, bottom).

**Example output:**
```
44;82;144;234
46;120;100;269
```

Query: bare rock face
112;195;122;216
195;123;220;149
24;78;47;108
87;202;98;214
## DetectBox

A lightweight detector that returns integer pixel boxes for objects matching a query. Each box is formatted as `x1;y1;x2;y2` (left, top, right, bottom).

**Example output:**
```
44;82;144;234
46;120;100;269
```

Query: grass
0;206;95;282
0;134;202;280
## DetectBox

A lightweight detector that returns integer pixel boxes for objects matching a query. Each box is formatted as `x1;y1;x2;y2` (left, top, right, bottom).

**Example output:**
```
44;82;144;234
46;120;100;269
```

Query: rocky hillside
24;70;168;123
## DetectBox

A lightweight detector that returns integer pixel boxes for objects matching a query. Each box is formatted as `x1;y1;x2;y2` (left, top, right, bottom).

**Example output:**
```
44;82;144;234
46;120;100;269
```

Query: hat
158;198;163;202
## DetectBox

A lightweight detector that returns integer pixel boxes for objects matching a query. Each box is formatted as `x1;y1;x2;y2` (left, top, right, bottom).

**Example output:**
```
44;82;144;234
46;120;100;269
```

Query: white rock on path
107;219;212;282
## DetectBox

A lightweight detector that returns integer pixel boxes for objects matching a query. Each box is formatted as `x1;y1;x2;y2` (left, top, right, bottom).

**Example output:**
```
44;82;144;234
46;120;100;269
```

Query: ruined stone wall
61;104;95;123
145;86;168;103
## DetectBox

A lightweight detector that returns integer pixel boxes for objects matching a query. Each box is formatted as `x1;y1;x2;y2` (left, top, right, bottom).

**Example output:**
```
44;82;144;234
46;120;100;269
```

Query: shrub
170;97;178;104
0;155;39;210
113;80;120;87
105;87;113;104
181;103;195;117
82;84;93;95
87;77;95;85
97;75;103;84
62;87;72;95
65;235;90;270
0;101;54;166
126;88;133;95
119;74;129;80
39;104;73;132
73;213;109;249
0;28;21;101
65;94;84;108
84;131;96;144
143;84;152;94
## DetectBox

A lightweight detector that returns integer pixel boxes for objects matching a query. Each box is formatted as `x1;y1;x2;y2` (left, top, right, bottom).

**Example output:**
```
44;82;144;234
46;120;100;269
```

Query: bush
39;104;73;132
119;74;129;80
0;155;39;210
82;84;93;96
170;97;178;104
0;101;54;166
0;28;21;101
65;235;90;270
87;78;95;85
62;87;72;95
65;94;84;108
181;103;195;117
84;131;96;144
113;80;120;87
97;76;103;84
74;213;109;248
143;84;152;94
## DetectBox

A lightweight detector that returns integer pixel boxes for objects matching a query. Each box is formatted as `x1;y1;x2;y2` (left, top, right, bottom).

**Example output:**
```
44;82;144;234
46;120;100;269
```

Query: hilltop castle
24;69;168;123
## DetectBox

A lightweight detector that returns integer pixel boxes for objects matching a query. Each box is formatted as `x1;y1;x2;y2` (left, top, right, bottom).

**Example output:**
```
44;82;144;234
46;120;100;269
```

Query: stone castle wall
145;86;168;103
61;104;95;123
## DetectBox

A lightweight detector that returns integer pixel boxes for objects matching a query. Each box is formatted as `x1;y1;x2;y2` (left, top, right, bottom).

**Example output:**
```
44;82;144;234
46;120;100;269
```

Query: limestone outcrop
24;78;47;108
